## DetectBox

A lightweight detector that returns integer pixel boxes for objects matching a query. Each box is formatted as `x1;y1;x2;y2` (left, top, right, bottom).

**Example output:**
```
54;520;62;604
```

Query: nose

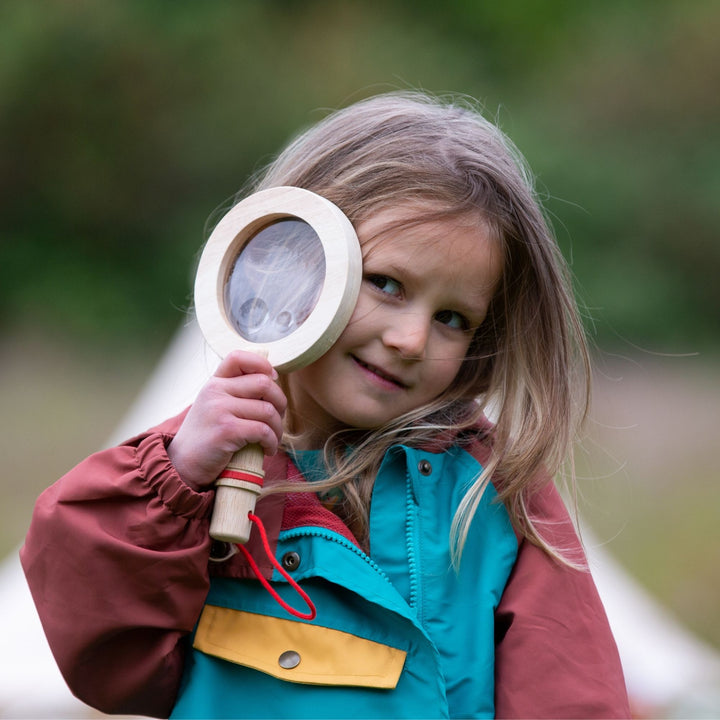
381;311;430;360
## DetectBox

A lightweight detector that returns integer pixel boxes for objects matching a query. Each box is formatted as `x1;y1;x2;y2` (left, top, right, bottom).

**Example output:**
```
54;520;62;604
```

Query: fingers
211;350;285;413
203;352;287;445
167;351;288;490
209;372;286;412
204;376;286;434
214;350;278;382
210;395;285;454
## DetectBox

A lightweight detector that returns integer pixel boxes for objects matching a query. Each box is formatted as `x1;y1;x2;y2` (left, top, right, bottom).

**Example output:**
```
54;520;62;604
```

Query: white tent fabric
3;319;719;717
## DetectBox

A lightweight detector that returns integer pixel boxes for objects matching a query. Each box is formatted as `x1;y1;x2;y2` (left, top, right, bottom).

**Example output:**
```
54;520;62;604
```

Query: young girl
21;92;630;719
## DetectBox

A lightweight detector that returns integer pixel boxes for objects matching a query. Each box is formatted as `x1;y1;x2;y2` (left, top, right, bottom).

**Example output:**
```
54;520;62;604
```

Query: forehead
357;202;495;244
357;205;501;266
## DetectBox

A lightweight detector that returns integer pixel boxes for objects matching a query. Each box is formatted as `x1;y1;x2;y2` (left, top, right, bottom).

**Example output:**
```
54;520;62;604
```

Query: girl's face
286;206;502;446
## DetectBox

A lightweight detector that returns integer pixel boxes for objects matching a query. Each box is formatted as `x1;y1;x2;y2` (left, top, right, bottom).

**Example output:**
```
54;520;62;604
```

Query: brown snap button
278;650;301;669
282;551;301;571
418;459;432;475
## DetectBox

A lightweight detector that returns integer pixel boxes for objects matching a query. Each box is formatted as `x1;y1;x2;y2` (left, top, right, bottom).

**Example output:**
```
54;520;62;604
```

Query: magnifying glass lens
225;218;326;342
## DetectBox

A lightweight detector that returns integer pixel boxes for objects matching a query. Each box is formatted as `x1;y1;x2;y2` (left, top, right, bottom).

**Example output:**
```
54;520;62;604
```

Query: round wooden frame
194;186;362;373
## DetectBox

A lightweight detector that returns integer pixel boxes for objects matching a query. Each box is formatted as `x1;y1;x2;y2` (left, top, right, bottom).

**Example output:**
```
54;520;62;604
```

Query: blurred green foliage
1;0;718;353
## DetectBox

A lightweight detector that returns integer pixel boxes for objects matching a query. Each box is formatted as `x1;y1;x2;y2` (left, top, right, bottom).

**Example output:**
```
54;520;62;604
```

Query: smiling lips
352;356;408;389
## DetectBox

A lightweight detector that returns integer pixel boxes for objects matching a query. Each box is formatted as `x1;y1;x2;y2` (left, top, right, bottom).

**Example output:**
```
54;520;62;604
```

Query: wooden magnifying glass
194;186;362;544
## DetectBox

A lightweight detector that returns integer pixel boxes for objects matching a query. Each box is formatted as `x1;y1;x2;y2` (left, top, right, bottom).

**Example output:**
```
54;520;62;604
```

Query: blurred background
1;0;719;717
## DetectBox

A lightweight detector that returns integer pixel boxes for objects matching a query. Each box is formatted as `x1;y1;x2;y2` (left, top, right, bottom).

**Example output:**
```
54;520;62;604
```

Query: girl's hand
167;350;287;491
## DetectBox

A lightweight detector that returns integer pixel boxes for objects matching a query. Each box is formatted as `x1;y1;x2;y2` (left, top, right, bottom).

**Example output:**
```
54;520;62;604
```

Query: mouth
352;356;409;389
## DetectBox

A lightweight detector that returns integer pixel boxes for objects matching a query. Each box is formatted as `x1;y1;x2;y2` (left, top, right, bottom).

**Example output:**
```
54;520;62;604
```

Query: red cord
237;512;317;621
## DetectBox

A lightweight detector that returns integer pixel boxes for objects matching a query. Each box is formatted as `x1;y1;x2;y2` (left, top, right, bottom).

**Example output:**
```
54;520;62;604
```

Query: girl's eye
367;274;402;297
435;309;470;331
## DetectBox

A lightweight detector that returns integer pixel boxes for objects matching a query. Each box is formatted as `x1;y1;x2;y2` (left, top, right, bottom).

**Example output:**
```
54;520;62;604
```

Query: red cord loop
237;512;317;621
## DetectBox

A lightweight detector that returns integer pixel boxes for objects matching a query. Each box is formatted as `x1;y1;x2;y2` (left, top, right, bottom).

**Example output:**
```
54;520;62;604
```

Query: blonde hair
242;91;590;566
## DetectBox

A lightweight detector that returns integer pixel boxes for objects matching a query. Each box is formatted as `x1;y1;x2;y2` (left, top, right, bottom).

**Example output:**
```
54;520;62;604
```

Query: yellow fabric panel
194;605;407;689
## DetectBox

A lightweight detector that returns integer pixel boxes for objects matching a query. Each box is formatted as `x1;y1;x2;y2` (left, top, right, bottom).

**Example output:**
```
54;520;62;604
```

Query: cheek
337;293;377;341
346;286;377;321
433;337;473;383
427;354;467;393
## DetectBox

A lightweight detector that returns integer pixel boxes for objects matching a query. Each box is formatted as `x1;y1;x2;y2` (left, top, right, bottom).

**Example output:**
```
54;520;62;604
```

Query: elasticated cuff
134;432;214;519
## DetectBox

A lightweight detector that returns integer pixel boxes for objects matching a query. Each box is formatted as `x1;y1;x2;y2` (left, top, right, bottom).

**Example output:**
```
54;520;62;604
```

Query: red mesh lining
282;460;360;547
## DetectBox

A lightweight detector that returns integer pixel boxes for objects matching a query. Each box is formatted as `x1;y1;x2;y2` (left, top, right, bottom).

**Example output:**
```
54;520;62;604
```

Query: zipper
405;464;420;617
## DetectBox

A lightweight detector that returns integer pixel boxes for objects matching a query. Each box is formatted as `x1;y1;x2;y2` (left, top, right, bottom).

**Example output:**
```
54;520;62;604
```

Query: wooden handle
209;441;265;545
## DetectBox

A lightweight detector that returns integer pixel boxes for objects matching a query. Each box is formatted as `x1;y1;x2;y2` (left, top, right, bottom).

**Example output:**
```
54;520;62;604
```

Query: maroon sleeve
20;410;214;718
494;483;631;719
